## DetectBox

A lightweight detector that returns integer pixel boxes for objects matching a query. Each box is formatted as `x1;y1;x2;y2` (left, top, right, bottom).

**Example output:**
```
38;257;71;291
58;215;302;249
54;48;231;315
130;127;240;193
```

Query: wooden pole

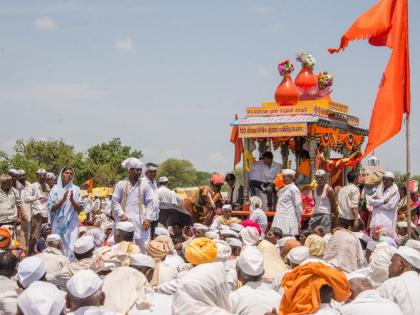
406;113;412;239
242;138;250;204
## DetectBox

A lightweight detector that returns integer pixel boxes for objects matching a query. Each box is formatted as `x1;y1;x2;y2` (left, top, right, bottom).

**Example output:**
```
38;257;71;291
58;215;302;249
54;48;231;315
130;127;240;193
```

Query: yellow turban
79;212;87;223
146;240;167;261
184;237;217;265
305;234;326;258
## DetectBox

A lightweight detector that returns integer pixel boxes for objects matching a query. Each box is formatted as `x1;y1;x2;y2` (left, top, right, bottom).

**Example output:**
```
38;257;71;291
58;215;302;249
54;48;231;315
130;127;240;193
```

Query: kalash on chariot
229;52;368;224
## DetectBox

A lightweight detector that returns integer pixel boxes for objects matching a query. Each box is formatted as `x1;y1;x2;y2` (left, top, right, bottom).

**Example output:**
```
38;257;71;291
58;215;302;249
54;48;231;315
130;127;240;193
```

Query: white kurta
157;186;183;206
272;183;302;236
36;246;70;276
377;271;420;315
230;281;281;315
340;289;402;315
367;183;399;238
141;177;160;221
112;179;149;246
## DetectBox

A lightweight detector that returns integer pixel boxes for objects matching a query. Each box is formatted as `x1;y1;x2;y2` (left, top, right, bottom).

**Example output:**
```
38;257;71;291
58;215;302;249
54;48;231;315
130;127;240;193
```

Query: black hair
261;151;273;159
0;252;18;277
320;284;333;303
270;227;283;239
347;172;359;183
225;173;236;181
116;229;134;242
301;150;310;159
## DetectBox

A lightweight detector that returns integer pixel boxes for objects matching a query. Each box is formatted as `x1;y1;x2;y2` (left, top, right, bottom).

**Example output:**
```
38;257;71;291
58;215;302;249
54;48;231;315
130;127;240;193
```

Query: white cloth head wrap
8;169;18;175
249;196;263;213
46;234;61;242
368;242;396;286
154;227;170;237
17;169;25;175
315;169;326;177
36;168;47;175
237;246;264;276
406;239;420;253
193;223;208;231
214;239;232;263
121;157;144;170
230;223;244;233
367;240;378;251
205;231;219;240
222;204;232;211
159;176;169;183
383;171;395;179
239;227;259;247
46;172;56;179
116;221;135;233
17;281;65;315
396;246;420;269
378;236;397;248
287;246;309;265
17;256;46;288
277;236;294;248
67;270;102;299
129;254;156;270
220;229;238;237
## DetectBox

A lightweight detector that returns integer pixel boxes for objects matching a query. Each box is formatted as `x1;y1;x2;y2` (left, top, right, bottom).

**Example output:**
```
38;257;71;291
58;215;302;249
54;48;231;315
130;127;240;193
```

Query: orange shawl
279;262;350;315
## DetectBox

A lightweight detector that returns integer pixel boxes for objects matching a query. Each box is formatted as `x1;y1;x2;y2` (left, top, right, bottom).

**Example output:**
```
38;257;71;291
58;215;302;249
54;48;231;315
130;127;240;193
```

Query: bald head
349;277;373;301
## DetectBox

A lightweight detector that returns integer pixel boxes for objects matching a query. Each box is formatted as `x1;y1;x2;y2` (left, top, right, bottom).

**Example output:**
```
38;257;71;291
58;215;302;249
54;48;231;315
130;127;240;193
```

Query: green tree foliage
157;158;211;188
86;138;143;186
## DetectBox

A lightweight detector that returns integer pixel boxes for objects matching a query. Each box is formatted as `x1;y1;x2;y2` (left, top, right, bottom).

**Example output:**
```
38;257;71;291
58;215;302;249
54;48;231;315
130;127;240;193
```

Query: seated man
225;173;243;209
111;221;140;255
295;150;311;186
210;205;241;230
36;234;70;276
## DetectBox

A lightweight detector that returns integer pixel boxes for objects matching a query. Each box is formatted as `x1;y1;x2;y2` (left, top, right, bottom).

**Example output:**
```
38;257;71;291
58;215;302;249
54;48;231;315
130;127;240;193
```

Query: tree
157;158;211;188
86;138;143;186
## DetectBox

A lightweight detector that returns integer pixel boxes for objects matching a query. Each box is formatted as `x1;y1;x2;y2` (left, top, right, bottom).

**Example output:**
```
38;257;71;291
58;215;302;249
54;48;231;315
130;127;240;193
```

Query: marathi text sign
238;123;307;138
246;105;313;117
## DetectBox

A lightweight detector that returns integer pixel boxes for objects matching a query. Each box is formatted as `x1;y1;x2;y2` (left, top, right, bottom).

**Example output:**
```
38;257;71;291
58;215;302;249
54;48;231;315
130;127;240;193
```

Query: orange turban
280;239;301;259
279;262;350;315
0;227;11;249
184;237;217;265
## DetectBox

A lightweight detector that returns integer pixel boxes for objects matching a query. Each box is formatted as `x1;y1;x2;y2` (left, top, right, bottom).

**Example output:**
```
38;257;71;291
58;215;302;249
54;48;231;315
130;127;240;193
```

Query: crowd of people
0;155;420;315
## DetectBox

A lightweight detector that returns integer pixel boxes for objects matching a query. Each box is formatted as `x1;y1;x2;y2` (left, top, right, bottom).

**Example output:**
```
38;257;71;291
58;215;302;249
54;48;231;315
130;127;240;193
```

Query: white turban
396;246;420;269
369;242;396;286
8;169;18;175
230;223;244;233
16;169;25;175
36;169;47;175
315;169;326;177
287;246;309;265
154;227;170;237
129;254;156;270
46;234;61;242
46;172;56;179
67;270;102;299
378;236;397;248
193;223;208;231
226;237;243;248
239;227;259;247
222;204;232;211
220;229;238;237
121;157;144;170
214;239;232;263
383;171;395;179
237;246;264;276
116;221;135;233
406;239;420;253
17;281;66;315
159;176;169;183
205;231;219;240
74;235;95;254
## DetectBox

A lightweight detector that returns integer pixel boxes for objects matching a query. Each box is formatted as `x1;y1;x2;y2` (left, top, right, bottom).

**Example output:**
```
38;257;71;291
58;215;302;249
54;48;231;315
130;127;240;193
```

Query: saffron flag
85;178;94;193
230;114;243;168
329;0;410;157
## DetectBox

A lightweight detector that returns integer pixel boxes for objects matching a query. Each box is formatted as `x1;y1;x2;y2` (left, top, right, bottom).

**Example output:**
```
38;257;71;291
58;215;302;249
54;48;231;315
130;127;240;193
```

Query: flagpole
406;113;412;238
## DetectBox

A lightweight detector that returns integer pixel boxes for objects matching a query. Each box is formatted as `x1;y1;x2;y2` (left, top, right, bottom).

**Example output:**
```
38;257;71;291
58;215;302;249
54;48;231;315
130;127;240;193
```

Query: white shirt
337;183;360;220
157;186;183;206
377;271;420;315
249;160;265;181
313;185;332;215
262;161;281;183
367;183;399;237
36;246;70;276
68;306;120;315
23;182;49;217
101;198;112;215
340;289;402;315
273;183;302;236
140;177;160;221
230;281;282;315
313;303;341;314
0;187;21;223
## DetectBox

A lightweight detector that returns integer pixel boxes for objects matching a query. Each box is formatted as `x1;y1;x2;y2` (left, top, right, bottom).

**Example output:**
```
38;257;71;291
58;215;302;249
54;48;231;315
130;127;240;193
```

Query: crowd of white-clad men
1;157;420;315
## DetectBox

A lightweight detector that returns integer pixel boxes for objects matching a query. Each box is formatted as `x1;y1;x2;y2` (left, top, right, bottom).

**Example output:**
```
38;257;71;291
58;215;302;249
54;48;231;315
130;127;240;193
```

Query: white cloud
115;37;134;51
249;5;273;14
33;17;57;31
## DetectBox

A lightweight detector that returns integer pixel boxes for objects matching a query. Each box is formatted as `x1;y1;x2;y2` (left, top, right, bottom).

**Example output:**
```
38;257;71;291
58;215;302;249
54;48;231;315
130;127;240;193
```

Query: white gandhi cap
17;256;46;288
74;235;95;254
129;254;156;270
115;221;135;233
237;246;264;276
67;269;102;298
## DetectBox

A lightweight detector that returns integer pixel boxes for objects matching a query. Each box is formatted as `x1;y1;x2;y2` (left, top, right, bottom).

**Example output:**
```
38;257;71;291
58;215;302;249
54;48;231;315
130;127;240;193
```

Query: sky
1;0;419;174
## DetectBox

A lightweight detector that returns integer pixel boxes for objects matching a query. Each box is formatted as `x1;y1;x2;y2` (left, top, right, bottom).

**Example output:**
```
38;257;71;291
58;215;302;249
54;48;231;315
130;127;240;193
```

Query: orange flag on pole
329;0;410;157
230;114;243;168
85;178;94;193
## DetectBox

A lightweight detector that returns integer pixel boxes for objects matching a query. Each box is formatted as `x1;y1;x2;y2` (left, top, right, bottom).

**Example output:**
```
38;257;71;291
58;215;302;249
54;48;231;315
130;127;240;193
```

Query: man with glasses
367;171;400;238
24;169;50;254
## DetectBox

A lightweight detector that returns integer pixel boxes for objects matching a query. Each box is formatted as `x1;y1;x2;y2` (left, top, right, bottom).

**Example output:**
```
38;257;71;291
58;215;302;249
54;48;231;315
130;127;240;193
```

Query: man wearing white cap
230;246;281;315
192;223;208;238
112;157;148;251
272;169;302;236
287;246;309;268
209;204;241;230
367;171;399;238
129;253;156;282
157;176;183;206
377;246;420;315
17;256;46;289
0;174;24;228
112;221;141;255
24;168;50;254
36;234;70;276
66;270;115;315
17;281;66;315
141;162;160;238
309;169;337;233
47;235;96;289
46;172;56;188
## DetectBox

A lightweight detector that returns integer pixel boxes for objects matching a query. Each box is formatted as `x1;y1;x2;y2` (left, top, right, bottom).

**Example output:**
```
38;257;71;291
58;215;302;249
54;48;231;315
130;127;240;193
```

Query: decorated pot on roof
316;71;333;98
294;52;318;99
274;60;300;106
